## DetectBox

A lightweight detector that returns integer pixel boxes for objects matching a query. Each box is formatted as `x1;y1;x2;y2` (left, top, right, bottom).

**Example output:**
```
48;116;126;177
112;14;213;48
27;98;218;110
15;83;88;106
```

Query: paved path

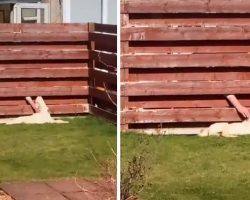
1;179;116;200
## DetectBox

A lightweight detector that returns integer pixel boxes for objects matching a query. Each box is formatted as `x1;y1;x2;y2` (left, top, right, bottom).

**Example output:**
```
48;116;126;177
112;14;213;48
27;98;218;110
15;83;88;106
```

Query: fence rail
121;0;250;131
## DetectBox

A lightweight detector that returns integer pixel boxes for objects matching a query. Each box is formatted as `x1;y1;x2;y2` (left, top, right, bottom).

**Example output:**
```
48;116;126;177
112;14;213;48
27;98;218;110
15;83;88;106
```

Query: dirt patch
0;191;12;200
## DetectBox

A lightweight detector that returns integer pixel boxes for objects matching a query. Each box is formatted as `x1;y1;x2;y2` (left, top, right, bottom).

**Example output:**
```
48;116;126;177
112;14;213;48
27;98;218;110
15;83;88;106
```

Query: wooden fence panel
0;23;89;116
89;23;117;123
121;0;250;131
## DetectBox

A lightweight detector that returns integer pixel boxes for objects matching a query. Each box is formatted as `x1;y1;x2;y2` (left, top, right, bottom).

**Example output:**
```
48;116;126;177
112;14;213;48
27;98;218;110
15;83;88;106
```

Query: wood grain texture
121;108;243;124
121;53;250;68
121;26;250;41
0;68;89;78
121;0;250;14
121;81;250;96
0;104;89;116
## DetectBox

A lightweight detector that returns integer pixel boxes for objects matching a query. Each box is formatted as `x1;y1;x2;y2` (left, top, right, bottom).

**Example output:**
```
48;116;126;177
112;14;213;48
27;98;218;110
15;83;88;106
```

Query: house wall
106;0;116;24
41;0;62;23
69;0;117;24
70;0;102;23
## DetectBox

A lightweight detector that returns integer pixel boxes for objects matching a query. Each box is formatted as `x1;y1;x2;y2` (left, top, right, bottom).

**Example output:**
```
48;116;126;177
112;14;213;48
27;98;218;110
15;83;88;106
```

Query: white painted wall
63;0;70;22
63;0;116;24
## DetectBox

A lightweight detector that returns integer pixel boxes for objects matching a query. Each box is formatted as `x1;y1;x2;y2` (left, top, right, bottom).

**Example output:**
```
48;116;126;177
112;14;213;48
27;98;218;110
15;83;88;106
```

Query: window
13;3;49;23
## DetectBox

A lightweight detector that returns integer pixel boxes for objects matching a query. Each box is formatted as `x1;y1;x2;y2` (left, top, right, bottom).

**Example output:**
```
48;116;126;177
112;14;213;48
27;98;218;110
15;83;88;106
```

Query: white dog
199;120;250;137
0;96;67;125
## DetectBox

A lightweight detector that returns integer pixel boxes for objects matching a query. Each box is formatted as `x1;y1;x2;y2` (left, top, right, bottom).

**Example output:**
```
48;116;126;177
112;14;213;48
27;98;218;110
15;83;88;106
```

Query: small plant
86;141;117;197
121;137;153;200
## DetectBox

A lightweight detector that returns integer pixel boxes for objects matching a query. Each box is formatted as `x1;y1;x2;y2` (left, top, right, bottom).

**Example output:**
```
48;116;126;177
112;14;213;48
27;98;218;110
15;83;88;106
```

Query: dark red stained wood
89;105;117;123
0;68;89;78
0;86;88;97
89;87;117;104
0;63;88;69
48;104;89;114
0;32;88;42
121;26;250;41
121;0;250;14
89;32;117;52
129;45;250;54
121;53;250;68
121;81;250;96
0;45;87;51
0;99;88;106
90;69;116;84
0;81;87;87
128;71;250;81
120;2;250;128
0;104;89;116
121;108;243;124
0;23;93;118
93;23;117;34
0;23;88;33
0;49;88;60
90;51;117;68
130;18;250;27
128;99;231;109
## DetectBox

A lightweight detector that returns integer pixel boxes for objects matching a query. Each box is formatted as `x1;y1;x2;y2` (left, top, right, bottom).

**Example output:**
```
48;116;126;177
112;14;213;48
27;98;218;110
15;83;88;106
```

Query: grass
121;133;250;200
0;116;116;183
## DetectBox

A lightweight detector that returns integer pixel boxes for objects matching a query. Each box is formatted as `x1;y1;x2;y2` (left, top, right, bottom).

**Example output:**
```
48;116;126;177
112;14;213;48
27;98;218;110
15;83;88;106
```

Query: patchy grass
121;133;250;200
0;116;116;182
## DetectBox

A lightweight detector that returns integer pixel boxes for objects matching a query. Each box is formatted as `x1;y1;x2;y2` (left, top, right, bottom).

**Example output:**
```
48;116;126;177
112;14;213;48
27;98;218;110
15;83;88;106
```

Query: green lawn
0;116;116;182
121;133;250;200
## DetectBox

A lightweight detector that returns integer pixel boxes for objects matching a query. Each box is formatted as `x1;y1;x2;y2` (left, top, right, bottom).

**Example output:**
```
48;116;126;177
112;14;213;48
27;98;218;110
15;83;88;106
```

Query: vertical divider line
117;0;121;199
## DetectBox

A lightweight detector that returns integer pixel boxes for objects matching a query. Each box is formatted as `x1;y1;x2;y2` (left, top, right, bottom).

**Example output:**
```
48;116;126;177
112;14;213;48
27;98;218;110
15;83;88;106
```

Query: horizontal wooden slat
121;26;250;41
0;86;88;97
0;81;87;87
0;63;88;69
0;68;89;78
0;32;88;42
0;23;88;33
129;17;250;27
91;51;117;69
89;105;117;123
122;53;250;68
121;108;243;124
128;96;250;109
129;70;250;81
121;0;250;14
93;23;117;34
90;32;117;52
121;81;250;96
90;69;116;84
128;99;231;109
0;49;88;60
0;99;88;106
129;43;250;54
0;104;89;116
0;45;87;50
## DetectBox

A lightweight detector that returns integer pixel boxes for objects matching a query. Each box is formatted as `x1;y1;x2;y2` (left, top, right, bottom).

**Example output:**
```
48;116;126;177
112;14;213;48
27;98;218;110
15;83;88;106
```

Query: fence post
88;23;96;109
120;11;130;131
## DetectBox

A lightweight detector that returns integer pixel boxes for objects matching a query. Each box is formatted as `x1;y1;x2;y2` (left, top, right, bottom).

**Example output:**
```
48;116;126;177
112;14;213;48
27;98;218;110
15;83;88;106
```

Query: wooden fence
89;23;117;123
121;0;250;131
0;23;117;123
